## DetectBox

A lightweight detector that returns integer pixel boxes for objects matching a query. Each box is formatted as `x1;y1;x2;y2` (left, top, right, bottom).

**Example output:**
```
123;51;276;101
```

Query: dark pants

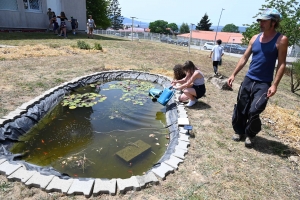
213;61;219;74
232;76;271;138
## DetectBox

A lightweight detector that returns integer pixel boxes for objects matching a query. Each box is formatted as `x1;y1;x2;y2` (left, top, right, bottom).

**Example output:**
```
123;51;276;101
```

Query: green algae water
10;80;169;179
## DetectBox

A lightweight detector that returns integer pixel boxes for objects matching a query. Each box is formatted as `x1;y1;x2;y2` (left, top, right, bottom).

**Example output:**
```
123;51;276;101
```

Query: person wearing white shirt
209;39;224;75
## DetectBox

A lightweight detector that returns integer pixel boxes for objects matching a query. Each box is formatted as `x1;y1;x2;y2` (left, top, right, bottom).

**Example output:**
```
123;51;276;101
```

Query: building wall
0;0;86;31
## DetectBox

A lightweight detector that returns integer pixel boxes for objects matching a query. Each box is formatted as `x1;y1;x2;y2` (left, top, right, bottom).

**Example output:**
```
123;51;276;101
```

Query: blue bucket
157;87;174;106
149;88;163;98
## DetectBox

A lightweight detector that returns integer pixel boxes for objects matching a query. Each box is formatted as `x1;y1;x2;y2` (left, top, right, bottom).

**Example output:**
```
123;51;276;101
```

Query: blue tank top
246;32;280;82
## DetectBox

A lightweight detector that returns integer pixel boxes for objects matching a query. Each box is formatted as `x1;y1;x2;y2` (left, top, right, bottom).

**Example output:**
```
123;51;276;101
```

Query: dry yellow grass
0;32;299;200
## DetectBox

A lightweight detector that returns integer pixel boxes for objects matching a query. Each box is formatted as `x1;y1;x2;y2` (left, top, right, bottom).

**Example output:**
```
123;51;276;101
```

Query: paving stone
0;159;7;165
117;176;140;194
151;162;174;179
67;179;95;197
135;172;159;189
179;127;188;134
93;178;117;196
7;167;36;183
0;161;22;176
178;118;189;126
175;146;188;154
164;155;184;169
178;113;188;118
25;172;55;189
179;134;190;142
0;118;11;125
177;107;187;113
177;140;190;150
173;148;187;159
45;177;74;194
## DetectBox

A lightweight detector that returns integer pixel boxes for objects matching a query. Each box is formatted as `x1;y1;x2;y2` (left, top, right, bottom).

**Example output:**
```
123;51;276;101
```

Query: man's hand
267;85;277;97
227;75;235;88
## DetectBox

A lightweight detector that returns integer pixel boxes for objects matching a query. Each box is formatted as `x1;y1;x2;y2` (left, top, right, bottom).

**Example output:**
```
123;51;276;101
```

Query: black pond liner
0;71;180;180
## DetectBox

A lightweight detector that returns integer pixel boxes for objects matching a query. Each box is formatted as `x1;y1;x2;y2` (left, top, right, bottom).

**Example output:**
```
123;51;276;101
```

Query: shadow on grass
252;136;297;157
190;100;211;110
0;32;126;41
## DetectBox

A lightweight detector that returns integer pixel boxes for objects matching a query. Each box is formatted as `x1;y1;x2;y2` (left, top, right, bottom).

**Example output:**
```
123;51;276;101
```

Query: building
178;30;244;44
0;0;86;31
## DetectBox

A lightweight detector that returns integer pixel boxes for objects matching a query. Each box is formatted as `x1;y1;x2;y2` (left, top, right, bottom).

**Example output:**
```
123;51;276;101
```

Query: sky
118;0;266;27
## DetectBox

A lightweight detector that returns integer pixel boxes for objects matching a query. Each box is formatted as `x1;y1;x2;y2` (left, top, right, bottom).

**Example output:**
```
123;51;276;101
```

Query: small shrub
77;40;91;50
94;43;102;50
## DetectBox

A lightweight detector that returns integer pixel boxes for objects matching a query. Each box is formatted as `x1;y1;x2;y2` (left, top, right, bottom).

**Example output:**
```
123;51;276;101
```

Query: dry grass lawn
0;32;299;200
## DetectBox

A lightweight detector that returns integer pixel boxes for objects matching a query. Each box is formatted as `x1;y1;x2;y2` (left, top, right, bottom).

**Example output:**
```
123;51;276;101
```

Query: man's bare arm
267;35;288;97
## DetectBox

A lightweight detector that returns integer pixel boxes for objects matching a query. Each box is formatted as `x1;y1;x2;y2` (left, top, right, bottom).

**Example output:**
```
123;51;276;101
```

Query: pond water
10;80;168;179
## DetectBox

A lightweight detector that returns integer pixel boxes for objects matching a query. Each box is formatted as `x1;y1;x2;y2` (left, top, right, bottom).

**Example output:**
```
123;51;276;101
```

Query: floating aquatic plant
62;93;107;109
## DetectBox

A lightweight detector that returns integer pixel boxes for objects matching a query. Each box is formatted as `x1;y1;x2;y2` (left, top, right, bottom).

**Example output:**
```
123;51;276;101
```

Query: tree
108;0;124;30
179;23;190;34
149;20;169;34
167;23;179;34
196;13;212;31
242;0;300;47
222;23;239;33
86;0;110;29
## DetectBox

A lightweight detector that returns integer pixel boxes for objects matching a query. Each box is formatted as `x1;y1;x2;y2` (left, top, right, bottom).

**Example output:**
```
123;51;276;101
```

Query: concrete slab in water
116;140;151;162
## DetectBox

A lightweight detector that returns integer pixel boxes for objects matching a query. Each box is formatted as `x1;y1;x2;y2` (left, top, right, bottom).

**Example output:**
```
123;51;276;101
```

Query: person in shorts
87;15;96;38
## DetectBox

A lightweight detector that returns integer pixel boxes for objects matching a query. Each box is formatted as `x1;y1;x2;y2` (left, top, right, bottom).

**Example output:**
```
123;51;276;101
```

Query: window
0;0;18;10
23;0;41;11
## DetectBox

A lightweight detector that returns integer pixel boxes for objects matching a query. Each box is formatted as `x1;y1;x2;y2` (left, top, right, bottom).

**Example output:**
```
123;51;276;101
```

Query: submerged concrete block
135;171;159;189
25;172;55;189
117;176;140;194
7;167;36;183
0;161;22;176
93;178;117;196
116;140;151;162
67;179;95;197
45;177;74;194
164;155;184;169
151;162;174;179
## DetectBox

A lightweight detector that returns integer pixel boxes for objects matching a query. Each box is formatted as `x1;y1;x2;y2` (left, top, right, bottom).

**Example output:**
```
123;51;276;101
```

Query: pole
214;8;225;44
130;16;136;41
188;23;194;53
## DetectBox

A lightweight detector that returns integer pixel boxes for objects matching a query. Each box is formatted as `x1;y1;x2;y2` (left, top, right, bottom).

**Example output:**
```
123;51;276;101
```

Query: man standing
227;8;288;147
209;39;224;76
70;17;78;35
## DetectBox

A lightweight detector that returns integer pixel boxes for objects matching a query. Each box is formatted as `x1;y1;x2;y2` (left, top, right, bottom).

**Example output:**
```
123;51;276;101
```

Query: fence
94;29;300;58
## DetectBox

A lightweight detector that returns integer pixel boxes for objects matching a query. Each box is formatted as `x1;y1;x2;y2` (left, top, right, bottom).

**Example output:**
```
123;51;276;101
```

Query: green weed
94;43;102;50
77;40;91;50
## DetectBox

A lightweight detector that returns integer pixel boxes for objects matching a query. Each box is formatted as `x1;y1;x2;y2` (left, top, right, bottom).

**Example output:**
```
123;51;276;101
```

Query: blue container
157;87;174;106
149;88;163;98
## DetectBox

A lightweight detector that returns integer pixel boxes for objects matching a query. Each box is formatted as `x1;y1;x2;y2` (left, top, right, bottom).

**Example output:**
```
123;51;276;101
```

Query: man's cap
257;8;282;22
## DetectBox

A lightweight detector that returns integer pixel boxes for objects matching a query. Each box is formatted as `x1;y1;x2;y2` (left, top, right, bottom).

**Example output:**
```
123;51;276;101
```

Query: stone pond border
0;70;191;197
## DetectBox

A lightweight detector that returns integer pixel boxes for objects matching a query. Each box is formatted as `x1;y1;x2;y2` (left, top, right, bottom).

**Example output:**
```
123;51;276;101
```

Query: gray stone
117;176;140;194
177;140;190;150
0;161;22;176
151;162;174;179
25;172;55;189
0;159;7;165
0;118;11;125
177;107;186;113
7;167;36;183
175;146;188;154
179;134;190;142
179;127;188;134
173;148;187;159
164;155;184;169
210;77;232;90
45;177;74;194
178;118;189;125
178;113;188;118
93;178;117;196
135;172;159;189
67;179;95;197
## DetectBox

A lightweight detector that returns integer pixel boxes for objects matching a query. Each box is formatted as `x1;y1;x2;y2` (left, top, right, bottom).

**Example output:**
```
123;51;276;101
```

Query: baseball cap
257;8;282;22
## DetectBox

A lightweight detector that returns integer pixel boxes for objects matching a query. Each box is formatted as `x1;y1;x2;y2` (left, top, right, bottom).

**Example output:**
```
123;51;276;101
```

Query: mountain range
122;17;247;33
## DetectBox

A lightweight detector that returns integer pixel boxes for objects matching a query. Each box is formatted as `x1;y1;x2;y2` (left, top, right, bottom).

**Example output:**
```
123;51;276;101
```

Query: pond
10;80;169;179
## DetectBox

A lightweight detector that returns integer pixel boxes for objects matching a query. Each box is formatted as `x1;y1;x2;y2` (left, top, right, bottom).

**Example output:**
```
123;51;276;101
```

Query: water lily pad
69;106;77;109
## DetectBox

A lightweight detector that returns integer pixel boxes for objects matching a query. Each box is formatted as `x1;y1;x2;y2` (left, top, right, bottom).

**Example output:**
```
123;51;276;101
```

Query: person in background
51;12;59;35
47;8;53;31
57;12;68;39
70;16;78;35
209;39;224;76
227;8;288;148
87;15;96;38
172;61;206;107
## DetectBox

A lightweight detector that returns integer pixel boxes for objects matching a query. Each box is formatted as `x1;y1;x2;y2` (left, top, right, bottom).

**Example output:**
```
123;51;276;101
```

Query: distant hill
122;17;247;33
